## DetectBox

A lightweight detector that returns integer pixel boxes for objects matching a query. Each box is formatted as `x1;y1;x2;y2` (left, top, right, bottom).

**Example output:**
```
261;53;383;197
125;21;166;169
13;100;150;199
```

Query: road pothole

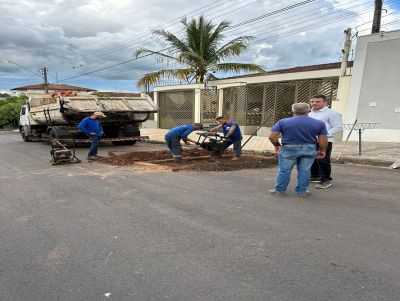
99;149;276;172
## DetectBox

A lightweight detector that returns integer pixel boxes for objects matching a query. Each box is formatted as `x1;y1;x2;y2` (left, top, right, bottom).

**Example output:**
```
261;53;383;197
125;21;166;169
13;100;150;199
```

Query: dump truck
19;92;158;144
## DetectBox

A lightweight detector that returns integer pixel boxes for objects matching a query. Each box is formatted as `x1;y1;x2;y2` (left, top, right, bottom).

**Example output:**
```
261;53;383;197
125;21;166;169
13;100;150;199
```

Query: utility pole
371;0;383;34
340;28;352;76
41;67;49;94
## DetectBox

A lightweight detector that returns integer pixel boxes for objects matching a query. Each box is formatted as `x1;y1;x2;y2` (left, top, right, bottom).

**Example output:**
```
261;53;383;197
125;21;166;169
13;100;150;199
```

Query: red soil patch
99;149;276;172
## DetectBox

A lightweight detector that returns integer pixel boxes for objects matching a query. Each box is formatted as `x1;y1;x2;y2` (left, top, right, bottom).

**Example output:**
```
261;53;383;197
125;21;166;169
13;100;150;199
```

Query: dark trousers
311;142;333;181
211;139;242;157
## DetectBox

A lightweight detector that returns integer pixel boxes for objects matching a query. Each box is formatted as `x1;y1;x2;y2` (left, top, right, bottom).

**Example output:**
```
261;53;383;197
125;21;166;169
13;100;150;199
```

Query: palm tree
134;16;265;88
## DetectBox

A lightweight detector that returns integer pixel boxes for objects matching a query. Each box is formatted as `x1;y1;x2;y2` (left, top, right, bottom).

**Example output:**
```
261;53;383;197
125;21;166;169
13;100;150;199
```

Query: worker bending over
165;123;203;163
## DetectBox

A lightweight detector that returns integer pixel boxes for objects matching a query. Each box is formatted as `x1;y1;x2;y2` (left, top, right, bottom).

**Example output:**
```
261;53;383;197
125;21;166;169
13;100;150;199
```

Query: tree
0;94;27;125
134;16;265;88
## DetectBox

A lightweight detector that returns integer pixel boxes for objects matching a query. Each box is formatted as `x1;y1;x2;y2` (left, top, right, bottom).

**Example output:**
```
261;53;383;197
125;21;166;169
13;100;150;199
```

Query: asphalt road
1;130;399;301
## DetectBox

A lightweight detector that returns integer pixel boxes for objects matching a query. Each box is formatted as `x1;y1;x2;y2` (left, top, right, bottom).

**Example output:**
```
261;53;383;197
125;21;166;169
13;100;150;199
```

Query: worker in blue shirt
210;116;243;161
77;111;106;160
165;123;203;163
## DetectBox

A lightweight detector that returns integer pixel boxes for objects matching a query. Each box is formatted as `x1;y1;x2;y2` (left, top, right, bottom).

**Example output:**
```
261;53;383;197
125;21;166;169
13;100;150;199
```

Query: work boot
174;157;183;163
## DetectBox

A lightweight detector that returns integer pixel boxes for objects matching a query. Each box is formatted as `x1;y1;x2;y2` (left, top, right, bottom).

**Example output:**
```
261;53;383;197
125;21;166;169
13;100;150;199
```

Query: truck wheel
112;140;137;146
20;126;31;142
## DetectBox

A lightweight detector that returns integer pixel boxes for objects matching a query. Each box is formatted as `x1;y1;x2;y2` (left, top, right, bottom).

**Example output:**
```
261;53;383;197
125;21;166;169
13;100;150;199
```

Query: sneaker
232;156;240;161
87;156;98;161
297;190;312;197
174;157;183;163
268;189;285;196
315;180;332;189
309;177;320;183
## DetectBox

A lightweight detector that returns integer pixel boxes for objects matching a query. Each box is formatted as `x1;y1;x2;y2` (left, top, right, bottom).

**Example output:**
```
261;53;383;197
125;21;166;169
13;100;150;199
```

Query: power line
53;0;303;77
238;0;377;39
228;0;370;36
54;0;387;84
252;6;376;44
54;0;316;81
49;0;233;71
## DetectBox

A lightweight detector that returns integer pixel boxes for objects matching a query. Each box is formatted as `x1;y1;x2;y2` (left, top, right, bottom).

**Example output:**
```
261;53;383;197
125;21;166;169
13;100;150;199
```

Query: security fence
221;78;338;127
159;90;195;129
155;78;338;129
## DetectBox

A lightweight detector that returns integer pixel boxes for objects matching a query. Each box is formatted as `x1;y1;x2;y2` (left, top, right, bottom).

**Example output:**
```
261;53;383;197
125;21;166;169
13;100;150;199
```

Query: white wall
346;30;400;142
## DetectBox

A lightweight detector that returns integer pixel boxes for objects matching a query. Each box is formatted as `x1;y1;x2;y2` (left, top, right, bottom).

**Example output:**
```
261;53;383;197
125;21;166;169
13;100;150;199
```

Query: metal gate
200;88;219;124
221;78;338;126
159;90;195;129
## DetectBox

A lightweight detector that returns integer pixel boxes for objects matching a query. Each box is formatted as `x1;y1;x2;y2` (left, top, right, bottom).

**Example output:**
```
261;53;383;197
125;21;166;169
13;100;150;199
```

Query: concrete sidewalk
141;128;400;166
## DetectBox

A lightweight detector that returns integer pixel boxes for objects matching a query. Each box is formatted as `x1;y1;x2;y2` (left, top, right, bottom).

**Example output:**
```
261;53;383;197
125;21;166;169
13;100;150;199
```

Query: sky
1;0;399;93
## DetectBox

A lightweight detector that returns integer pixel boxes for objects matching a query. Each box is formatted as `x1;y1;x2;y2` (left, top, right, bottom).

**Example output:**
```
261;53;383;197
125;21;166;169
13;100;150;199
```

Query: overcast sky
1;0;399;92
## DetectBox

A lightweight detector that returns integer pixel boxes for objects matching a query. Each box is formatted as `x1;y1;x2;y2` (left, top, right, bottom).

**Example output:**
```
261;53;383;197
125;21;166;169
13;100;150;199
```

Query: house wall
346;30;400;142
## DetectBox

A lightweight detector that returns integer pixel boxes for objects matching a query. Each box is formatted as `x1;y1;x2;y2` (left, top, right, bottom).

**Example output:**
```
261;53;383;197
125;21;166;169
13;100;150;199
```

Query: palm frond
152;30;190;53
136;68;193;88
177;51;205;67
216;63;266;74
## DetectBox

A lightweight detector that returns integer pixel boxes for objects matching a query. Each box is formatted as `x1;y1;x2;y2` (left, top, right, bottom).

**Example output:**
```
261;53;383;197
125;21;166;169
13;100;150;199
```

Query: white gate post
194;88;201;123
153;91;159;128
218;88;224;117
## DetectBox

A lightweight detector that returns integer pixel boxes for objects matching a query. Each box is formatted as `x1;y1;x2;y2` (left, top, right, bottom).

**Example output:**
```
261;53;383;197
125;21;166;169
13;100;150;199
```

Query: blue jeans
275;144;317;195
165;136;182;157
88;134;100;157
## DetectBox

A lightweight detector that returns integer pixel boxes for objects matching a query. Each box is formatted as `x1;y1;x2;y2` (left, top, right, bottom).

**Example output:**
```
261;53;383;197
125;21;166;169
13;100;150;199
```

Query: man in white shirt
309;94;343;189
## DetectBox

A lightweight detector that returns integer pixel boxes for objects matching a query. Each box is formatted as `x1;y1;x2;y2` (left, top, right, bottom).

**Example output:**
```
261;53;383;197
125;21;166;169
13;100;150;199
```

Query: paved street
1;130;399;301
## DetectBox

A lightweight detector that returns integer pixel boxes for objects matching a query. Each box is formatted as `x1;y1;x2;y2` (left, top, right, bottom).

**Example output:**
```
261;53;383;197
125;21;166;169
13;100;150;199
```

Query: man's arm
99;123;104;136
268;131;281;154
328;111;343;137
77;118;89;134
225;125;236;138
181;128;197;144
210;124;222;132
317;135;328;158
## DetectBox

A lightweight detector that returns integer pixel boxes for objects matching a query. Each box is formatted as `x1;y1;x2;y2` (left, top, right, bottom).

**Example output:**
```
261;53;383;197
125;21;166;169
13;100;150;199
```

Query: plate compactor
196;132;232;158
49;139;81;165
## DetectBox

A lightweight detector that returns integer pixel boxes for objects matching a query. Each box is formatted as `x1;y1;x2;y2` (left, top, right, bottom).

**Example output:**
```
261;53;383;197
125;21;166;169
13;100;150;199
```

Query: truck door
19;105;29;126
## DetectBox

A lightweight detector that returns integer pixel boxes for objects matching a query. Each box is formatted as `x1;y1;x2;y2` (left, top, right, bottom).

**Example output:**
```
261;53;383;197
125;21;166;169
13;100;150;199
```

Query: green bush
0;94;27;125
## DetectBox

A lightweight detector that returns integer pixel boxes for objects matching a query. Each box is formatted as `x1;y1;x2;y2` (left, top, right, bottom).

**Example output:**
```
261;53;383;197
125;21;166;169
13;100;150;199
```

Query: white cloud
0;0;399;91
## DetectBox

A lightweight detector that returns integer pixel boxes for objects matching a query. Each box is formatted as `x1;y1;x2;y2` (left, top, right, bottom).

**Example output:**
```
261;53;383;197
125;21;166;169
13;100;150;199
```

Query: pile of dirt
99;148;277;172
100;148;211;165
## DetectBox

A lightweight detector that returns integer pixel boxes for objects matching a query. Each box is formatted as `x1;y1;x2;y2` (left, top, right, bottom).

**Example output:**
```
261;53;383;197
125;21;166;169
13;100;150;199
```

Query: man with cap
165;123;203;163
77;111;106;160
209;116;242;161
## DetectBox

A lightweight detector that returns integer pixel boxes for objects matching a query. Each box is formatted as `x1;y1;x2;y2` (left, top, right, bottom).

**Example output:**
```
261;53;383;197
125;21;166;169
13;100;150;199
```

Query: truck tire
20;126;32;142
112;140;137;146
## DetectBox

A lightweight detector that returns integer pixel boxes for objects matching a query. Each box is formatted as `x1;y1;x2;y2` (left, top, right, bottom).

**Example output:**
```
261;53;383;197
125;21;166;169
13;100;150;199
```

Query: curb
333;157;395;167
